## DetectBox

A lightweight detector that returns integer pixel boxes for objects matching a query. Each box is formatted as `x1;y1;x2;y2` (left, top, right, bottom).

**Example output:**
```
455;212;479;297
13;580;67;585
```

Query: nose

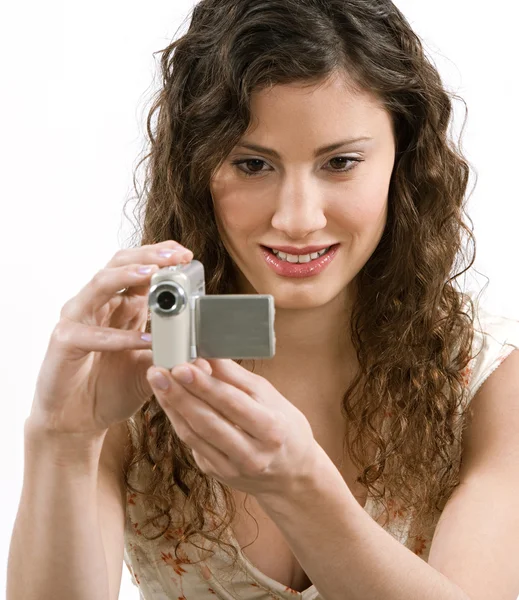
270;175;327;240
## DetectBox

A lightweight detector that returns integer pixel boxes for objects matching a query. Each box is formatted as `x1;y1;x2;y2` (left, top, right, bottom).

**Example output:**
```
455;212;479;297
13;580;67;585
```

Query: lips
260;243;340;278
264;244;335;255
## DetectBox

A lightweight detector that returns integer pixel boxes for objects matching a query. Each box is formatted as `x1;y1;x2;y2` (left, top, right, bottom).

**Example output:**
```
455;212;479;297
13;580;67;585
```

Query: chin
255;277;349;311
272;295;332;310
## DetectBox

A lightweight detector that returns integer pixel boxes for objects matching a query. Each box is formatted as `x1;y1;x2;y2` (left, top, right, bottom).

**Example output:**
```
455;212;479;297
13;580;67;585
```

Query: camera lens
149;280;187;316
157;289;177;311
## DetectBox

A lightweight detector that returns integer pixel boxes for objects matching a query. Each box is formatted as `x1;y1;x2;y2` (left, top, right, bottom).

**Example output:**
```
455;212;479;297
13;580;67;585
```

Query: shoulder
425;346;519;598
462;298;519;404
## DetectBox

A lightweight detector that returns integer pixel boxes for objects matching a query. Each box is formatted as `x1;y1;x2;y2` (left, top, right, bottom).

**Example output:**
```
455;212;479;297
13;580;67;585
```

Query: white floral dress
123;298;519;599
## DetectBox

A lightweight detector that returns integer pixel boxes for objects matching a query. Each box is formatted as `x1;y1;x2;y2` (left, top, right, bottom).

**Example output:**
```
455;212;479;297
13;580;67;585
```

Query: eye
231;156;362;178
231;158;269;177
326;156;362;173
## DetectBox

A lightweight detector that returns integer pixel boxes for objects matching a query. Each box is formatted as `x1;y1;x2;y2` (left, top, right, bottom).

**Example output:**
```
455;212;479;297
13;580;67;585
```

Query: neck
242;286;358;383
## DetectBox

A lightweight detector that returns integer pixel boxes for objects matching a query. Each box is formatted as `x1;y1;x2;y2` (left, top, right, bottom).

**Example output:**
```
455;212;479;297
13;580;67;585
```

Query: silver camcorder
148;260;276;369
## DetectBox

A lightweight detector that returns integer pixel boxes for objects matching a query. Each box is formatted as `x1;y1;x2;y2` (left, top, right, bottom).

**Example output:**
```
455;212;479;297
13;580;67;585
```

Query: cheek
335;171;390;228
331;192;388;234
215;194;267;234
211;171;268;235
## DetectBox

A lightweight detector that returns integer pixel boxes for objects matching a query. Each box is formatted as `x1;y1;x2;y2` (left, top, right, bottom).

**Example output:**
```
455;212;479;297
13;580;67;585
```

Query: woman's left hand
147;357;319;498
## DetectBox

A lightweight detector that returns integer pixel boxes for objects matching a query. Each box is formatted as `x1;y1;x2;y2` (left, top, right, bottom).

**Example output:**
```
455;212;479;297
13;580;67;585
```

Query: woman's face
209;73;396;309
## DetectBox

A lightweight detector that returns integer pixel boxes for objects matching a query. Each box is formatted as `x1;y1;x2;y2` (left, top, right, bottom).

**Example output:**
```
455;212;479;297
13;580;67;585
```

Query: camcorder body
148;260;276;369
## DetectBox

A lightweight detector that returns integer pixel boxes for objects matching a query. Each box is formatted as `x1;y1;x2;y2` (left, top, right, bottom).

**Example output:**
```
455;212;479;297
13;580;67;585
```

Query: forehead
246;73;389;140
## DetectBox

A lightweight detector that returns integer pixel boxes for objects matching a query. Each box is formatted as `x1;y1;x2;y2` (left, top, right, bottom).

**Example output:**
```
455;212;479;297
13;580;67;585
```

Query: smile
260;244;340;278
268;247;331;263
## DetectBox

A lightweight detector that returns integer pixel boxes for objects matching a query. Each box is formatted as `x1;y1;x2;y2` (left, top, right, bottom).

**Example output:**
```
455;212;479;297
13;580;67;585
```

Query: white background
1;1;518;599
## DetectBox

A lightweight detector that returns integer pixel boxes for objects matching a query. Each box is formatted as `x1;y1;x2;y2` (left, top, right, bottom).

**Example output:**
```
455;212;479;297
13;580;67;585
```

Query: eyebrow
235;136;374;159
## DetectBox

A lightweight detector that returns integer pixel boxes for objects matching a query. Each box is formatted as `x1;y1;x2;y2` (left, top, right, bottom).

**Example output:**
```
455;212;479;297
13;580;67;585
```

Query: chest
226;363;369;593
229;437;369;593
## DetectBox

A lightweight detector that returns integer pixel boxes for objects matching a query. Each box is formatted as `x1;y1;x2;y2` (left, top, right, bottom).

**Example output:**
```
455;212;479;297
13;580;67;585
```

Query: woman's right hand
26;240;195;438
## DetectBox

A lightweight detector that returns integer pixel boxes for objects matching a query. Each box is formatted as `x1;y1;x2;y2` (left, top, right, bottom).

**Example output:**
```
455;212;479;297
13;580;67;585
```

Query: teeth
271;247;330;263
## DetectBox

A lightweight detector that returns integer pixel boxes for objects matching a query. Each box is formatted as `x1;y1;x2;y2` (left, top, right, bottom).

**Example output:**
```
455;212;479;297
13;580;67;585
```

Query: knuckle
181;426;197;445
262;415;286;446
272;416;289;442
51;320;74;347
59;298;73;319
92;327;111;344
267;427;285;447
251;376;271;395
243;456;268;476
247;370;264;385
157;240;181;252
113;248;127;261
250;384;269;404
198;415;219;439
195;377;212;394
226;397;243;417
201;465;216;477
91;269;107;287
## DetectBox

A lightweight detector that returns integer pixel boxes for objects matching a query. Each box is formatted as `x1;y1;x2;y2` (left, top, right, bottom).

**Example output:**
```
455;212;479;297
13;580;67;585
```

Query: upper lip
263;244;337;255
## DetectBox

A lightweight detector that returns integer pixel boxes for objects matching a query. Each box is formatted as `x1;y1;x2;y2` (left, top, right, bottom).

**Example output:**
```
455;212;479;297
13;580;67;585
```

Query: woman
8;1;519;599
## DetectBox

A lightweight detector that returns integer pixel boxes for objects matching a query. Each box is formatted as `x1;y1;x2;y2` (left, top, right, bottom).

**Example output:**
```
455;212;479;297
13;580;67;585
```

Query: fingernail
149;370;170;390
158;249;180;257
172;365;194;384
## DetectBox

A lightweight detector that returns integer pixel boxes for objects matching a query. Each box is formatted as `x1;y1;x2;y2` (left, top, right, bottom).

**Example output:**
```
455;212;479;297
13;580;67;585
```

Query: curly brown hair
123;0;483;567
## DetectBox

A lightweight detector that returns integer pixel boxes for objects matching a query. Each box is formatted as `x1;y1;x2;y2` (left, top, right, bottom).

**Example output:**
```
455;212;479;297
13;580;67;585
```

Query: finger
170;363;275;440
193;357;213;376
146;358;212;383
149;368;255;458
169;409;233;478
50;319;153;357
61;263;160;321
62;244;194;323
131;348;155;399
205;358;267;399
112;244;194;298
105;241;193;269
